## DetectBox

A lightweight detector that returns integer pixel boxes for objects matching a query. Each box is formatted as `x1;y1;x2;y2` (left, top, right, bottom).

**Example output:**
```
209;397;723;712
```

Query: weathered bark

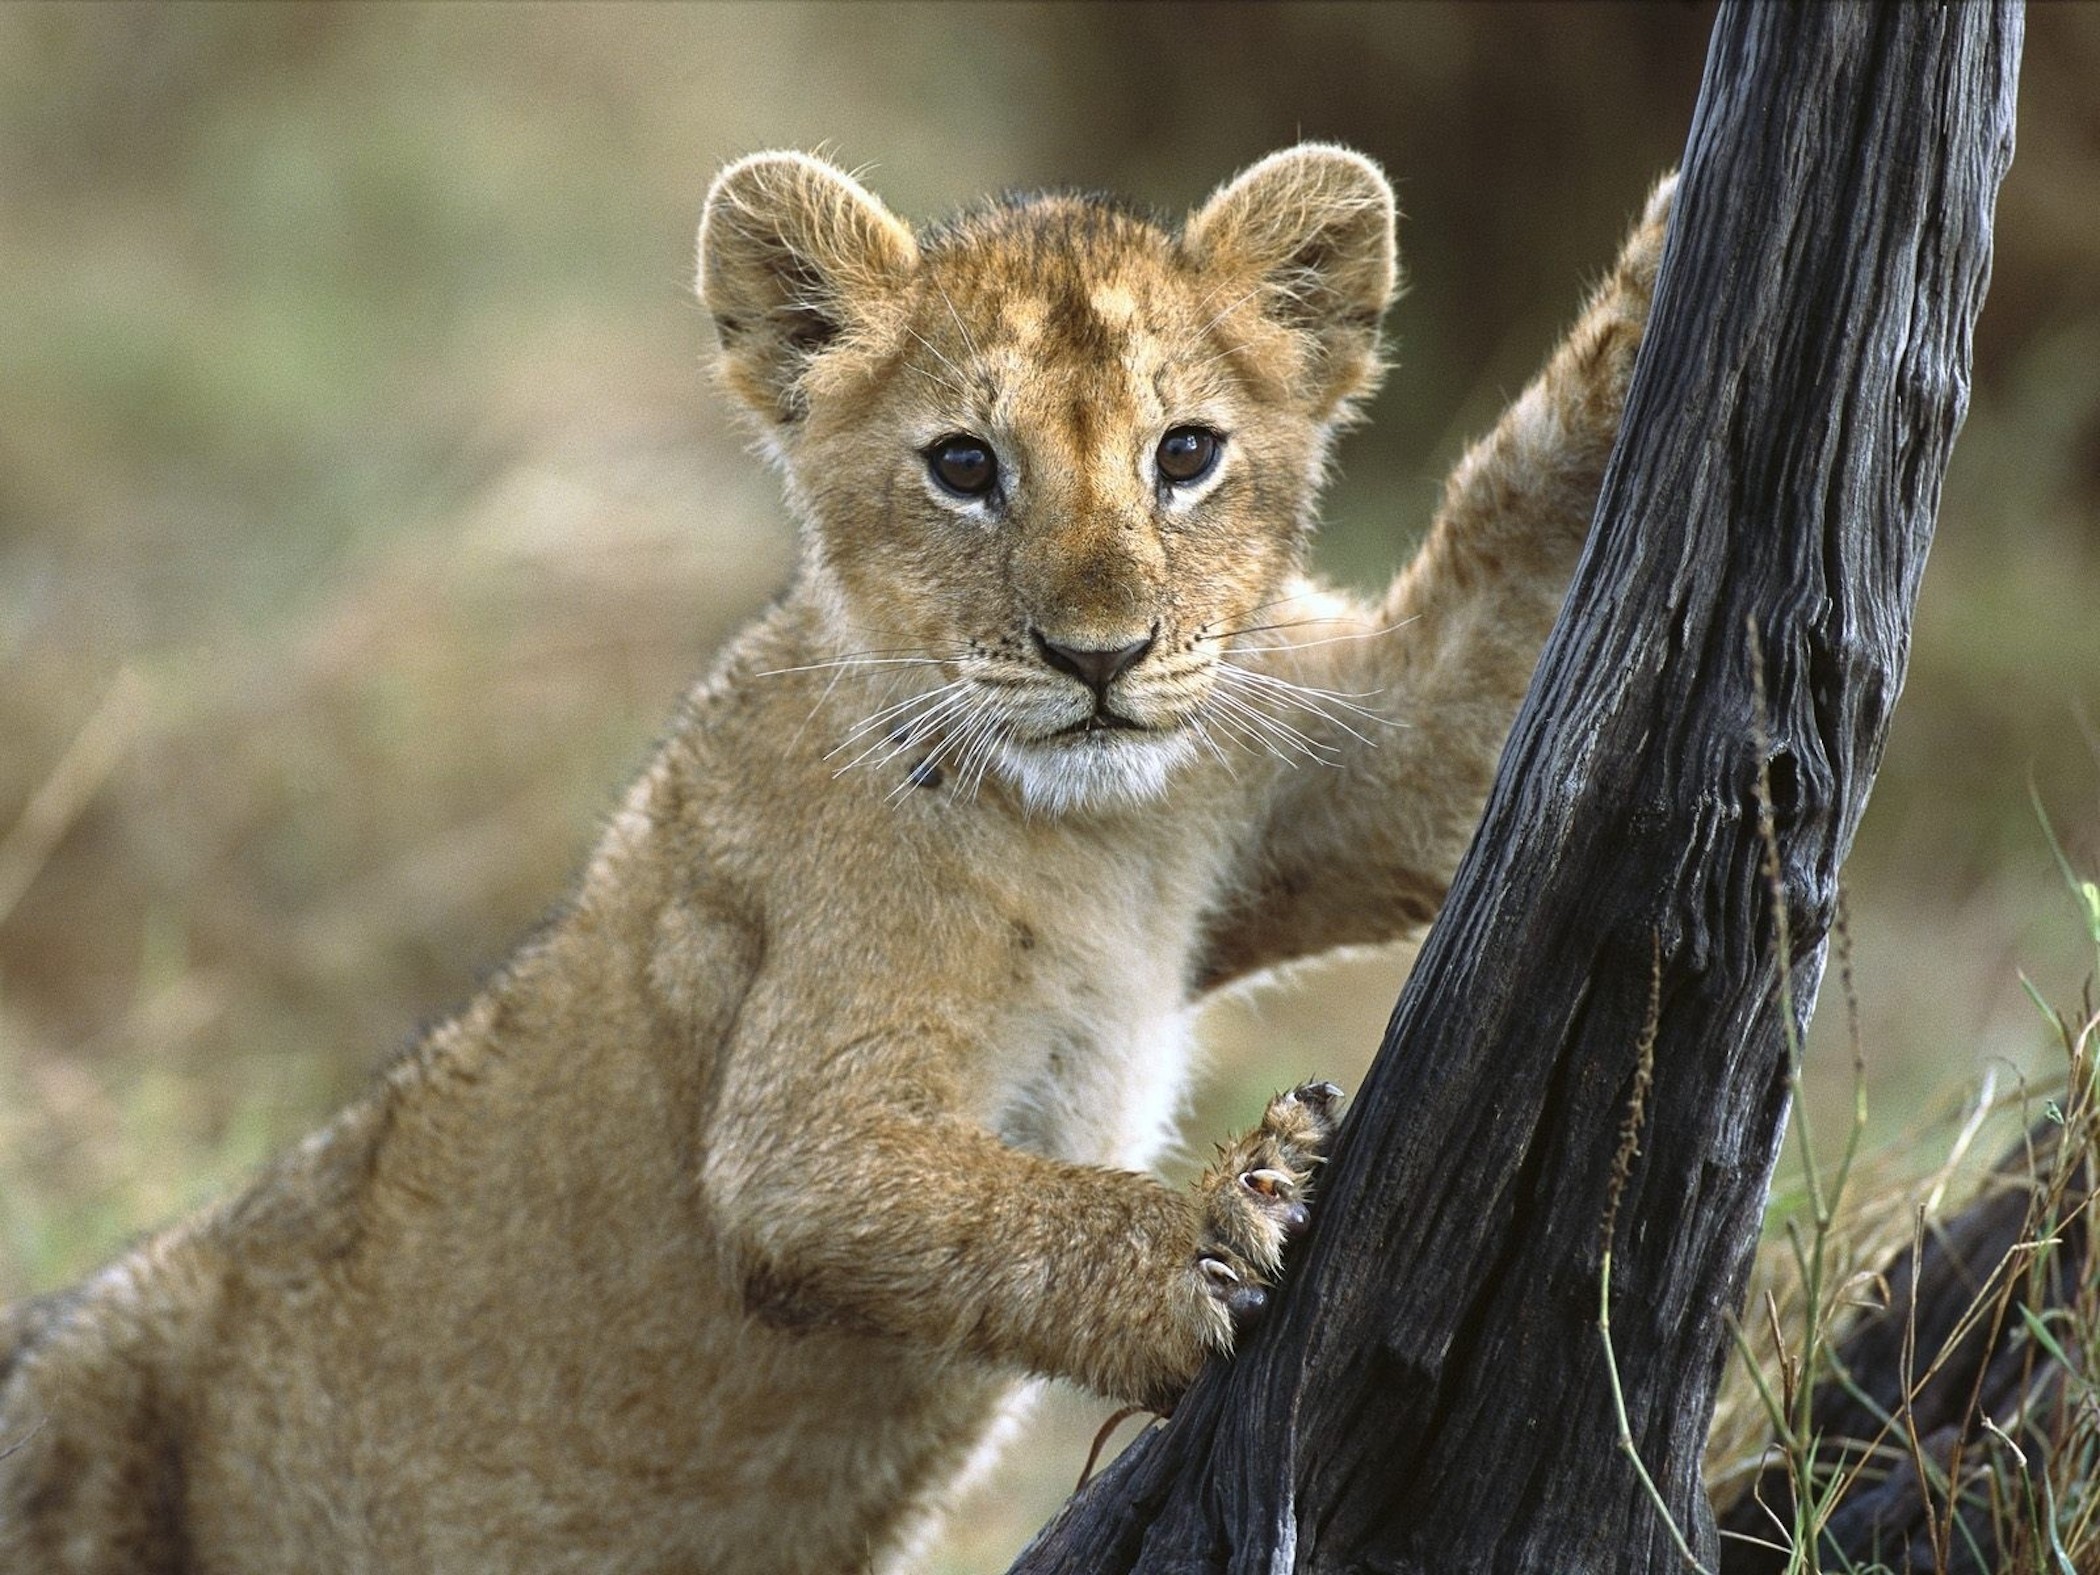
1012;3;2021;1571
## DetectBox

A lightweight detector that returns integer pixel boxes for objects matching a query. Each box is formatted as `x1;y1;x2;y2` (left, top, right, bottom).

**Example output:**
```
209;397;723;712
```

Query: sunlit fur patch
992;729;1197;816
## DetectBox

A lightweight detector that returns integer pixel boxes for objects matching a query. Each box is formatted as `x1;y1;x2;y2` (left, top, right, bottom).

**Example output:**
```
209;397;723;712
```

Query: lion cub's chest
979;829;1222;1173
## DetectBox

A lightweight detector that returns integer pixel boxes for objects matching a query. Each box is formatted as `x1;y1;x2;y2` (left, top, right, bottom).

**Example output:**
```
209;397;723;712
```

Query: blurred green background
1;4;2094;1566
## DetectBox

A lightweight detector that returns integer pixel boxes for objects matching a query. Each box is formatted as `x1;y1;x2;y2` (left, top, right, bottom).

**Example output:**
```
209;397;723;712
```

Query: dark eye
926;435;998;499
1156;426;1222;487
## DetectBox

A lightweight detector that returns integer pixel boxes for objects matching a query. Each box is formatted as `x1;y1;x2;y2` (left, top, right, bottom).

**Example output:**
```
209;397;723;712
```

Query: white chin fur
993;730;1195;816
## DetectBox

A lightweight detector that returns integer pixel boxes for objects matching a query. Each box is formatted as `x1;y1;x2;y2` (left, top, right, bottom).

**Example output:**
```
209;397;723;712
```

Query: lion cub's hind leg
1188;1080;1345;1333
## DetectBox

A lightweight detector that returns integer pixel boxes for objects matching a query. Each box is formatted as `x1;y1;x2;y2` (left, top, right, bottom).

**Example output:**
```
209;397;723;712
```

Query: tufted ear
698;152;918;424
1181;144;1399;417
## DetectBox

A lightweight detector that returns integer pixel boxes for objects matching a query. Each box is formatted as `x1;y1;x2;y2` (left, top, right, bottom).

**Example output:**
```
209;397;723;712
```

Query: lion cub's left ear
1182;145;1399;419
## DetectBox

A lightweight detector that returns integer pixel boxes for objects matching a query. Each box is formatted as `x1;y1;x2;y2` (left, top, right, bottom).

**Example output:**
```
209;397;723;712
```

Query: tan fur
0;149;1673;1572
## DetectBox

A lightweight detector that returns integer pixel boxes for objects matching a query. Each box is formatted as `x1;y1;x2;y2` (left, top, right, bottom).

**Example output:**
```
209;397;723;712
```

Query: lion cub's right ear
698;152;919;425
1182;145;1399;422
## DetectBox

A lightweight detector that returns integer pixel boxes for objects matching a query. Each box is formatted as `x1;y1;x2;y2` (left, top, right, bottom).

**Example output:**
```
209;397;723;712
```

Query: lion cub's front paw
1191;1079;1344;1332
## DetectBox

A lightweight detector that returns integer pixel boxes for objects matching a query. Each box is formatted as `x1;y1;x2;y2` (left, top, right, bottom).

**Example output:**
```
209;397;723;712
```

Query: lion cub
0;147;1670;1571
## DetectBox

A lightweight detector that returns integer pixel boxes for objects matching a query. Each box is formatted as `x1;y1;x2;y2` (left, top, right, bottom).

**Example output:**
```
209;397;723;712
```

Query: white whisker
756;655;952;679
1224;615;1420;654
1214;664;1392;743
850;708;965;783
943;706;1008;805
826;679;974;757
1185;713;1236;778
785;660;852;755
889;693;998;804
1204;693;1299;766
1218;677;1378;749
1207;689;1338;766
965;704;1018;800
940;709;992;799
1200;702;1276;765
1218;663;1390;707
830;687;973;777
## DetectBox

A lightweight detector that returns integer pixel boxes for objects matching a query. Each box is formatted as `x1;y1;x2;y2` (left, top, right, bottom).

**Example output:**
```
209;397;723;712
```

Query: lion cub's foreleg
1194;176;1678;989
711;1078;1341;1408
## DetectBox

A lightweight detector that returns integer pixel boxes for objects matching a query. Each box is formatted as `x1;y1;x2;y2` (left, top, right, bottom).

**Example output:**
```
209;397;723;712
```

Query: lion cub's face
699;148;1397;813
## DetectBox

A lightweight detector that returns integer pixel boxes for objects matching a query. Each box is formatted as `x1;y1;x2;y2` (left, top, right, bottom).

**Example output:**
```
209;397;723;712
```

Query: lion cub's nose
1031;629;1155;695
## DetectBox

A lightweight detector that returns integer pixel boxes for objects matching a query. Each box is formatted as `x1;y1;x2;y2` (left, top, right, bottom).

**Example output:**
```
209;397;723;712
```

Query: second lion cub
0;147;1671;1571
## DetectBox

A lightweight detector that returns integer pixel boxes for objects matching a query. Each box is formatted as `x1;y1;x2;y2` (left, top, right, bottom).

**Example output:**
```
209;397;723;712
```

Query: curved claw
1239;1168;1312;1238
1199;1253;1270;1327
1239;1168;1292;1199
1294;1080;1345;1117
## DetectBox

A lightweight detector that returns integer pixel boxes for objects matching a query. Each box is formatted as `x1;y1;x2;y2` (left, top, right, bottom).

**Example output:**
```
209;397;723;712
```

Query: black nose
1032;629;1155;695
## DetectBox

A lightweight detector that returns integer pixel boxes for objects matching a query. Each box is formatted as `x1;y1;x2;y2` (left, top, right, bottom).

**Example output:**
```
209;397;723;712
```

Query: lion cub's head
698;146;1397;814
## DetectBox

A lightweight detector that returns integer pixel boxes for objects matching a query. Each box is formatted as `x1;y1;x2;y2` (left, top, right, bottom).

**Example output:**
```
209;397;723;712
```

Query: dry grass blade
0;673;143;933
1716;1008;2100;1572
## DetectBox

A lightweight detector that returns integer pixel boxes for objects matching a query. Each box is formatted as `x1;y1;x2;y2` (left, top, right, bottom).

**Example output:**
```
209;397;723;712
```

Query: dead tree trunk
1011;3;2021;1571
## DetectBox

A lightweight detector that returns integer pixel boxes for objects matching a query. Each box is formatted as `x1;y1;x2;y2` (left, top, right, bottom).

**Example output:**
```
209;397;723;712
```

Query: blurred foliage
0;5;2095;1567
